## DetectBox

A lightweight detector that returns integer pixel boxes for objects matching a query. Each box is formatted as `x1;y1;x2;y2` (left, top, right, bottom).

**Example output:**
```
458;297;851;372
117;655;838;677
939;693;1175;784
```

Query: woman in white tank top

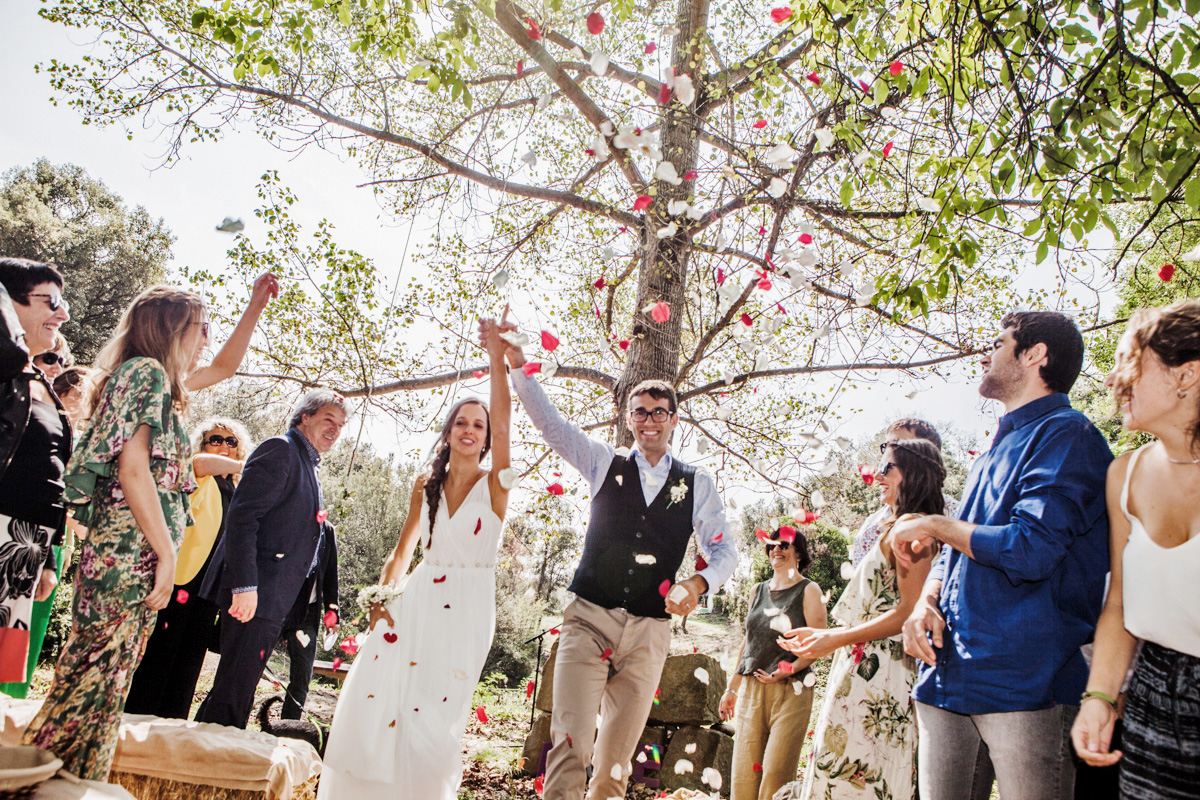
1071;300;1200;800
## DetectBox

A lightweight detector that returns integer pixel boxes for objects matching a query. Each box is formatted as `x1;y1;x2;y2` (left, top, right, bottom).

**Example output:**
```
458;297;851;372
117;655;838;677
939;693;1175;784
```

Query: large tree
0;159;173;362
29;0;1199;493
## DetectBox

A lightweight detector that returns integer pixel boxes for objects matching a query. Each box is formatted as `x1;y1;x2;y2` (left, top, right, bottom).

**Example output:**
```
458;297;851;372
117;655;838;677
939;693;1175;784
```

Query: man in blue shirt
893;312;1112;800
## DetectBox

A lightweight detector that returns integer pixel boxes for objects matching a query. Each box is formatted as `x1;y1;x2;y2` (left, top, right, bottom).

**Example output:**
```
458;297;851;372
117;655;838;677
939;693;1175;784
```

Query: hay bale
108;773;316;800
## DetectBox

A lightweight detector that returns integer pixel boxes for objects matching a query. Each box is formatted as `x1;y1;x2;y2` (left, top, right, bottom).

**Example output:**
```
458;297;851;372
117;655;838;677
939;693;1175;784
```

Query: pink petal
472;369;485;378
684;170;698;180
799;233;813;244
475;705;489;722
633;195;653;211
601;647;613;661
659;579;672;597
659;82;671;105
316;509;328;524
889;60;903;76
650;301;671;324
858;79;871;93
770;7;793;23
717;268;726;284
522;361;542;376
740;313;754;326
778;525;796;542
324;609;338;627
332;657;342;670
586;12;604;35
713;532;724;543
753;119;768;129
883;141;894;157
619;339;630;350
644;42;657;54
806;71;820;85
755;528;771;542
541;330;560;352
757;277;771;290
779;661;795;674
176;589;189;604
526;18;542;40
758;226;768;236
547;482;565;496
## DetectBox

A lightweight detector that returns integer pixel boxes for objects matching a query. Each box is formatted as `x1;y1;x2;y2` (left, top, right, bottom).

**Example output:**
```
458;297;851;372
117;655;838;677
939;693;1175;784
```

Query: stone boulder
521;712;553;776
534;640;558;713
659;725;733;796
649;653;726;726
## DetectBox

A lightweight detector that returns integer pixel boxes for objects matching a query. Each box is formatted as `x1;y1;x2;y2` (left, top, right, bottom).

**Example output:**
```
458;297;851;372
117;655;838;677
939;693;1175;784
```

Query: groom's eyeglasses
629;408;673;423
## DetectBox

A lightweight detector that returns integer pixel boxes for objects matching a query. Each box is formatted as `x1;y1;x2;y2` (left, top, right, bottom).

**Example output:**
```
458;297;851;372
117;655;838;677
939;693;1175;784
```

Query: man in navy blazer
196;389;349;728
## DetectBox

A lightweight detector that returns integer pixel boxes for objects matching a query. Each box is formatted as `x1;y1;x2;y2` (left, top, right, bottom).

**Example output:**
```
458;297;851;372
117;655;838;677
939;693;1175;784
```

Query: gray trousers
915;700;1078;800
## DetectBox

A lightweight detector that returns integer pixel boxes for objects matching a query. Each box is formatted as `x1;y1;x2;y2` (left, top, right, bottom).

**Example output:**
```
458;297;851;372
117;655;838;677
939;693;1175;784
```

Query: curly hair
423;399;491;548
883;438;946;524
1112;300;1200;447
191;417;254;482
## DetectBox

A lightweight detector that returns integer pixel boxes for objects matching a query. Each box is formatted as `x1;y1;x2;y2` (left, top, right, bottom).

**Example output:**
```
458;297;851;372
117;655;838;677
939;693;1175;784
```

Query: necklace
1162;444;1200;465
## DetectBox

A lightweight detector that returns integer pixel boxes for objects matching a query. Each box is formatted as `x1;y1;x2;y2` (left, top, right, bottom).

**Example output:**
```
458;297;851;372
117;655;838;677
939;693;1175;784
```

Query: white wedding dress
318;476;502;799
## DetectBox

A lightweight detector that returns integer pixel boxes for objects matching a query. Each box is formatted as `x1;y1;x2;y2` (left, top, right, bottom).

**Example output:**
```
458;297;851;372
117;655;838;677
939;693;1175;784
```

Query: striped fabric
1120;641;1200;799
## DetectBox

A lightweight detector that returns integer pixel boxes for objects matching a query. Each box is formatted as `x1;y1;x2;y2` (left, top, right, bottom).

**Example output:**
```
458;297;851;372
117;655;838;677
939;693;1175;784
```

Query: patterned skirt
0;513;56;682
1120;641;1200;800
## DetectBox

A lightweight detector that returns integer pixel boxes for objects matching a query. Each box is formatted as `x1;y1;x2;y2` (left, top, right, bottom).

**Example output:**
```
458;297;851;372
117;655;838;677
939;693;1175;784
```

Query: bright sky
1;0;1117;503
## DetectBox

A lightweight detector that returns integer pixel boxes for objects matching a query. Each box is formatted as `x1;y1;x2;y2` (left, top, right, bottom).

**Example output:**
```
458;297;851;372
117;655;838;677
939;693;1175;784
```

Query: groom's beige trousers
543;597;672;800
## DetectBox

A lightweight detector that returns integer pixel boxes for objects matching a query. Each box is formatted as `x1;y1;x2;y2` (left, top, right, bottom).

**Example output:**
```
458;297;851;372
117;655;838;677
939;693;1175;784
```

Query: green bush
41;576;74;666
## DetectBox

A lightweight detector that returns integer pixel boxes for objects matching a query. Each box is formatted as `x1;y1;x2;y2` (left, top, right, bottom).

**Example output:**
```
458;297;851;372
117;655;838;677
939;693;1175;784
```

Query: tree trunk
614;0;710;446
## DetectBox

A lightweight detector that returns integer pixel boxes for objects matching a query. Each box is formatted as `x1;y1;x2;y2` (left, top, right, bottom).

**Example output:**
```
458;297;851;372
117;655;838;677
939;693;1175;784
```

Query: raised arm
186;272;278;392
193;454;244;478
482;315;513;520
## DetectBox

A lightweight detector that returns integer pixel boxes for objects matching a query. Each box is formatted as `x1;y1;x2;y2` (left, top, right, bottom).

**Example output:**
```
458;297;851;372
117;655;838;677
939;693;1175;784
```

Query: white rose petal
542;360;558;379
763;142;798;169
498;330;530;347
811;490;826;508
454;669;469;680
590;50;610;77
702;767;723;790
697;438;709;454
610;764;622;781
636;751;647;763
839;259;855;277
722;368;736;385
667;198;690;216
662;24;681;36
521;150;537;167
685;743;697;754
493;269;509;289
589;135;611;160
497;468;520;490
803;672;817;687
614;474;624;485
764;607;780;617
880;106;902;122
797;248;819;267
1181;243;1200;261
694;667;709;685
685;205;705;221
295;630;310;647
814;127;835;149
674;759;694;775
814;324;830;339
715;406;731;421
657;222;678;238
656;161;683;186
840;561;855;580
767;177;788;198
600;246;616;261
635;554;657;565
916;196;941;213
569;46;585;59
853;150;871;168
769;613;792;634
674;74;695;105
536;92;552;112
821;458;838;477
599;120;615;137
834;437;852;450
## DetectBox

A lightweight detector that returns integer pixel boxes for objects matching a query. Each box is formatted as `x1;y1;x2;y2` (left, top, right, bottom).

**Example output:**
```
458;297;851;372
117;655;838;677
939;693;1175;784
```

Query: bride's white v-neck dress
318;477;502;799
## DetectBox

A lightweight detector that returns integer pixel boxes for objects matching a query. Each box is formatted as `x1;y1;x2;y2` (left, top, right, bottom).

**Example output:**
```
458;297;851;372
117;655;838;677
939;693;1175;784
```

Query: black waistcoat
569;454;696;619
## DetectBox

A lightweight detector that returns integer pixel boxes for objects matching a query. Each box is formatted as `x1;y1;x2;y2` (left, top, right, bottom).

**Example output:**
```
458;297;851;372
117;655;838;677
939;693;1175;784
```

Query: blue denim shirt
913;393;1112;714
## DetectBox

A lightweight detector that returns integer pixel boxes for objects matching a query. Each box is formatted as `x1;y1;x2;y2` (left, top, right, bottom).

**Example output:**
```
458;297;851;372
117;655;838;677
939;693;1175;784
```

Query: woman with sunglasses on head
0;259;74;699
721;527;826;800
777;439;945;800
24;273;277;781
51;366;91;429
125;418;253;718
33;333;73;380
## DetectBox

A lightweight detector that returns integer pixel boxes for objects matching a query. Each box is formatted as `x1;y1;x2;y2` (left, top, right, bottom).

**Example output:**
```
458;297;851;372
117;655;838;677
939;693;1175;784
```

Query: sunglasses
29;293;69;313
630;408;673;423
764;541;792;553
34;352;65;366
877;461;898;477
197;321;210;339
205;435;239;448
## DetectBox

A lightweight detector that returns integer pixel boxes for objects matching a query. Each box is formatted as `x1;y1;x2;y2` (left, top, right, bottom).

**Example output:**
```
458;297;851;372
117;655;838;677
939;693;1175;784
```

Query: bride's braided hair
423;399;491;548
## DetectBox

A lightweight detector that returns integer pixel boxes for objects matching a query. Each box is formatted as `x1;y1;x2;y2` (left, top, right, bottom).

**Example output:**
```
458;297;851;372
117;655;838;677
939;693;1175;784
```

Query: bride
317;314;512;799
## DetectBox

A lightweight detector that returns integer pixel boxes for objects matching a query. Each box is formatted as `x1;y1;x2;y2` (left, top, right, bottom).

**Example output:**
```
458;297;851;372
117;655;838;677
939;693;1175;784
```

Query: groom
486;320;737;800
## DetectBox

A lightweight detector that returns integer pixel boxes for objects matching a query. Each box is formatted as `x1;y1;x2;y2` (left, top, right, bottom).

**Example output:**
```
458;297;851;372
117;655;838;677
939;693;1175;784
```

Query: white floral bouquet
357;583;403;616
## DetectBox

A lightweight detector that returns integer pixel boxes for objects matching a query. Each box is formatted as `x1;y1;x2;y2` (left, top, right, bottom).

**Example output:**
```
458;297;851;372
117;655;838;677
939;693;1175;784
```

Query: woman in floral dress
778;439;945;800
25;275;276;781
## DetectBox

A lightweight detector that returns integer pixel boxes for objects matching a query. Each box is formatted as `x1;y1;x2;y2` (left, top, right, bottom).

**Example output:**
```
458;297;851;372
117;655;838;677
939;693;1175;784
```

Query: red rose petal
753;118;768;129
716;268;726;284
889;60;903;76
434;575;447;583
566;732;574;747
526;680;535;698
858;464;876;485
778;524;796;542
547;482;564;496
522;361;542;377
649;301;671;324
526;17;542;40
799;233;813;244
755;528;771;542
658;82;671;104
883;140;894;157
516;59;524;76
779;661;795;674
316;509;328;524
753;762;763;772
176;589;189;604
770;7;793;23
339;638;359;655
684;170;698;180
757;277;771;291
633;195;653;211
601;647;613;661
332;657;342;670
594;276;606;289
549;627;561;635
472;369;485;378
759;225;768;236
858;79;871;93
324;609;338;627
541;330;560;352
474;517;482;535
1159;263;1176;281
713;532;724;543
535;775;544;797
586;11;604;34
740;313;754;327
659;579;672;598
475;705;488;722
806;71;820;85
695;554;708;571
383;632;398;643
619;339;630;350
644;42;657;54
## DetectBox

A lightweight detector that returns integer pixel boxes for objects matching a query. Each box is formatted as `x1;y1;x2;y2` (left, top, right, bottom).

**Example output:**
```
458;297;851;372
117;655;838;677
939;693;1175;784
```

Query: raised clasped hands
778;626;839;660
477;305;525;368
250;271;281;308
889;513;938;566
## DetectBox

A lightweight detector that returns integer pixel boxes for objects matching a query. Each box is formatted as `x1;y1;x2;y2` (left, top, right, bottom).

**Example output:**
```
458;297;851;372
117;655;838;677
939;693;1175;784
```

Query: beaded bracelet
1081;690;1117;709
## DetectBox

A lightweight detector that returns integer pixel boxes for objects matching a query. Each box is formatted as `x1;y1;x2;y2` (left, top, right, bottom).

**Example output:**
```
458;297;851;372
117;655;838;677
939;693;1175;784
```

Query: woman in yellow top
125;417;252;719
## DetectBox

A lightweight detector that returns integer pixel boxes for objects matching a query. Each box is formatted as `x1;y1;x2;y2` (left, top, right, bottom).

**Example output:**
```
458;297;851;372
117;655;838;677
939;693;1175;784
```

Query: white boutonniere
666;478;689;507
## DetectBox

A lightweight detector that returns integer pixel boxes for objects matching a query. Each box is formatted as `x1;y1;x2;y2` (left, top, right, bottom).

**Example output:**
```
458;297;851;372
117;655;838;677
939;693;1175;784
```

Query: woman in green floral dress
25;275;277;781
777;439;945;800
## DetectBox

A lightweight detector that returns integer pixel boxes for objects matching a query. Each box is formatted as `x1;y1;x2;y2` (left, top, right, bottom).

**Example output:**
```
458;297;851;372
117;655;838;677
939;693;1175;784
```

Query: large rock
649;653;726;726
534;640;558;713
659;725;734;796
521;712;553;776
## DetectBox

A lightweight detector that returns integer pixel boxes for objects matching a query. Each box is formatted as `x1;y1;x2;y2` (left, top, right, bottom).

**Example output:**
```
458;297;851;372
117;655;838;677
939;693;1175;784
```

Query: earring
1178;389;1189;399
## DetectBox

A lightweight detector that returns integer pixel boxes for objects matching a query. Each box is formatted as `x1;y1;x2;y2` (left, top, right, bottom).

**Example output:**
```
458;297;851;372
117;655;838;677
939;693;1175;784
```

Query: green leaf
1036;240;1049;264
1187;179;1200;212
840;179;855;208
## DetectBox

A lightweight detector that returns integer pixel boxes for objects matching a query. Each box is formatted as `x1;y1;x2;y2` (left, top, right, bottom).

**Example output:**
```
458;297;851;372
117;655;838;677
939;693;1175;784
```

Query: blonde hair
192;417;253;484
89;285;206;416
